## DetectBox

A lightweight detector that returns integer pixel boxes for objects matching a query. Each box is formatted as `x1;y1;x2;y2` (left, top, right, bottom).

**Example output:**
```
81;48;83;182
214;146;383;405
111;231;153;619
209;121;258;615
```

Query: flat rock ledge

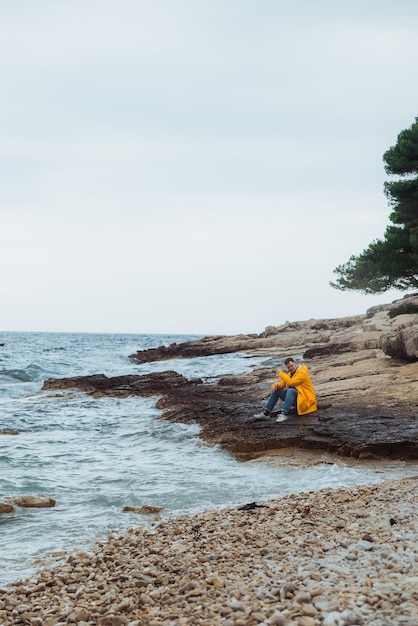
1;477;418;626
128;294;418;363
42;295;418;461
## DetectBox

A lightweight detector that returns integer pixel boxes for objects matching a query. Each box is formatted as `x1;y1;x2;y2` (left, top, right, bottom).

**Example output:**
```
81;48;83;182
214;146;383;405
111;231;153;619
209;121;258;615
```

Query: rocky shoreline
42;294;418;461
1;477;418;625
2;295;418;624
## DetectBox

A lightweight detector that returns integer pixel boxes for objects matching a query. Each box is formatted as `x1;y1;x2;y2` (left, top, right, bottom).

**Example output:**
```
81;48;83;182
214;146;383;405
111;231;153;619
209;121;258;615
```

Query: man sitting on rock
255;357;317;422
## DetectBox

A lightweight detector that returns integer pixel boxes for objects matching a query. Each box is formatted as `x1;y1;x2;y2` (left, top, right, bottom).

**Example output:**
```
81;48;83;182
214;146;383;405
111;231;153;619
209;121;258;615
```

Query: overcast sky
1;0;418;335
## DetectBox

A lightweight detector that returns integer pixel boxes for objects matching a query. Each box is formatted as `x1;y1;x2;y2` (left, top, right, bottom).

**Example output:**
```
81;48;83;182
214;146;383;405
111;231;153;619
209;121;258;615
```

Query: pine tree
331;117;418;293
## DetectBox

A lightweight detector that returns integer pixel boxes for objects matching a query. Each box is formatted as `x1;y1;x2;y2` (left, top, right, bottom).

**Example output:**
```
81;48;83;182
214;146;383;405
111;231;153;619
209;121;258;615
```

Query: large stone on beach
13;495;56;508
0;502;15;514
122;505;164;515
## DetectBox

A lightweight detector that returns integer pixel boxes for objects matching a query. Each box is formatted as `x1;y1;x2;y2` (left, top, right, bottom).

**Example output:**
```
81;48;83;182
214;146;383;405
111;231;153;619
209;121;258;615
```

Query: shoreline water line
2;330;418;590
1;477;418;625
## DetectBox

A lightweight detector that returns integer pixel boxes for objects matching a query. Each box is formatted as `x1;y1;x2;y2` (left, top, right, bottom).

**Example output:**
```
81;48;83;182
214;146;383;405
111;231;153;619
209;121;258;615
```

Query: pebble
1;477;418;625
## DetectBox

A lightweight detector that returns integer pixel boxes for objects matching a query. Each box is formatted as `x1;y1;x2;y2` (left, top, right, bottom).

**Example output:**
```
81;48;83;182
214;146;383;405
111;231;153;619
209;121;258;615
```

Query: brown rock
260;325;279;337
0;502;15;514
387;293;418;317
97;617;128;626
43;370;198;398
75;607;91;621
122;505;164;515
380;321;418;359
378;294;418;360
13;495;56;508
128;333;276;363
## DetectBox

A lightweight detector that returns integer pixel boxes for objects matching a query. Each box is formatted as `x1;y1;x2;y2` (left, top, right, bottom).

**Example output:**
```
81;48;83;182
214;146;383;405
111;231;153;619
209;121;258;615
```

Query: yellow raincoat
275;363;317;415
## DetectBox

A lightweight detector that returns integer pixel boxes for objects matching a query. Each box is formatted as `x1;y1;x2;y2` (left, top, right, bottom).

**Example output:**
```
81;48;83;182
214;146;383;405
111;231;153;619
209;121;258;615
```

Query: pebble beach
2;477;418;626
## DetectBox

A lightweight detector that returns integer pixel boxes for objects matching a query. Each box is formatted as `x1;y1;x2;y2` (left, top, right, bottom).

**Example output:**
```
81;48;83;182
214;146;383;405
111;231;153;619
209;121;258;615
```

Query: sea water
1;331;416;585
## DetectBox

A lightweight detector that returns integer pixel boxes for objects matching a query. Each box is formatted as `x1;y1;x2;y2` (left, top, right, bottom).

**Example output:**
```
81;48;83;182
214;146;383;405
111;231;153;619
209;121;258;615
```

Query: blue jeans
265;387;298;415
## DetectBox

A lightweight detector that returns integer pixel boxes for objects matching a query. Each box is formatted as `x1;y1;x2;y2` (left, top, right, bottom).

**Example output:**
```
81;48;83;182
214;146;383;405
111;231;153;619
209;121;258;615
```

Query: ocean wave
0;364;45;383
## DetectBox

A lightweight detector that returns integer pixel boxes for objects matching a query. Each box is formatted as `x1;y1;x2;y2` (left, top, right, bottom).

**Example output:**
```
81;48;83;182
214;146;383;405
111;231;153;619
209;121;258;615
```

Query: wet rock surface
43;294;418;461
12;495;56;509
0;495;56;515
